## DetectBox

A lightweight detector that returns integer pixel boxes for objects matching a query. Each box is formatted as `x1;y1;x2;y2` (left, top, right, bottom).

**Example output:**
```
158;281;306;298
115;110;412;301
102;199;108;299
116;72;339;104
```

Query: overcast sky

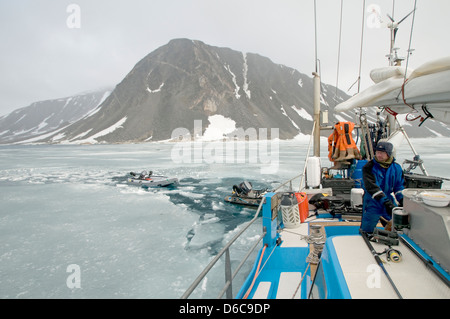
1;0;449;116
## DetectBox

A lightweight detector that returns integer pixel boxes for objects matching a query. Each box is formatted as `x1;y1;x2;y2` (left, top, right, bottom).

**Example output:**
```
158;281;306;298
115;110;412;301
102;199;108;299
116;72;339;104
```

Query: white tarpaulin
335;56;450;124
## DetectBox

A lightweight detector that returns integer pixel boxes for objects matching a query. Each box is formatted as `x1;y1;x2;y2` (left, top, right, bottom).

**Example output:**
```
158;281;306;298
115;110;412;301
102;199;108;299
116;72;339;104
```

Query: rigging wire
334;0;344;102
391;0;396;30
404;0;418;75
347;0;367;94
314;0;319;73
398;0;418;103
357;0;366;93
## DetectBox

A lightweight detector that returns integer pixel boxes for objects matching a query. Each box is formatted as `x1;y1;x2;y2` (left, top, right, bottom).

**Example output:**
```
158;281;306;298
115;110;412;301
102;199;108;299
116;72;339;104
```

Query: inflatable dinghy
224;181;268;207
128;171;178;188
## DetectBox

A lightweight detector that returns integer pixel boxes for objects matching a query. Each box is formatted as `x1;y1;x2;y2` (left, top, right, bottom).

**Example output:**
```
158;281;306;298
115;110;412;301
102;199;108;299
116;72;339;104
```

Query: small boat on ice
127;171;178;188
224;181;269;207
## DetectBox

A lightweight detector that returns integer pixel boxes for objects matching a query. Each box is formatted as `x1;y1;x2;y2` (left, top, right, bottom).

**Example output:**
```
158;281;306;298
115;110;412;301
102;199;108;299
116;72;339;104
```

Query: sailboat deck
332;235;450;299
253;220;450;299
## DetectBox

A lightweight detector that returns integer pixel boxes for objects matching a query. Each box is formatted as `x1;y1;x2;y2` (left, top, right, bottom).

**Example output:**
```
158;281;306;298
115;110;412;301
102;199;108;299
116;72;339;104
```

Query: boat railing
180;197;266;299
180;173;305;299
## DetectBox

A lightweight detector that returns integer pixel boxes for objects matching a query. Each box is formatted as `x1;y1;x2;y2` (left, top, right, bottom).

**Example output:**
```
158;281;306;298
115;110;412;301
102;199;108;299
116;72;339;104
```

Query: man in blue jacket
361;141;405;233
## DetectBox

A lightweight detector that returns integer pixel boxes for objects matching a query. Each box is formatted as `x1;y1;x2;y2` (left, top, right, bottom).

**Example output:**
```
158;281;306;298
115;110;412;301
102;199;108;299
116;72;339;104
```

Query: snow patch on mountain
201;115;237;141
291;105;313;121
242;53;251;99
224;64;240;99
147;83;165;93
71;117;128;144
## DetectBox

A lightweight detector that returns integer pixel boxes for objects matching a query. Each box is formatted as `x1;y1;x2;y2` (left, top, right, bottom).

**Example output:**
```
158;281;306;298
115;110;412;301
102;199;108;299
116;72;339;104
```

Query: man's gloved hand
385;219;393;231
398;198;404;207
384;200;395;216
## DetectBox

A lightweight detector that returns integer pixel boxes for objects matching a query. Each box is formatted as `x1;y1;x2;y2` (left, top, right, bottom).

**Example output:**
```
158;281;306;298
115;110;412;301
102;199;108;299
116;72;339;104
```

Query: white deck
253;282;272;299
253;272;303;299
279;223;309;247
276;272;302;299
333;236;450;299
278;218;342;248
254;218;449;299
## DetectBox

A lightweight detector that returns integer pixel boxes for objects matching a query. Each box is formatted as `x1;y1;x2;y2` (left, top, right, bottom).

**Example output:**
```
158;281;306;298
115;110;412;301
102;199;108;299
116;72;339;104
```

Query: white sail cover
335;56;450;124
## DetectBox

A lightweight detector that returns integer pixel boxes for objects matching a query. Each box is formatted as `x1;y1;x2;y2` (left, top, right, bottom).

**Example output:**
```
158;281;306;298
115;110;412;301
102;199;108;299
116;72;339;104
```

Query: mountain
27;38;352;144
0;89;111;144
1;38;449;145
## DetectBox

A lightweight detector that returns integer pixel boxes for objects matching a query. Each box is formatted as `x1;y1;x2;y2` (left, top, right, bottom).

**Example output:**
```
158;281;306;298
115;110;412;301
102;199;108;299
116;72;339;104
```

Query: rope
406;112;422;122
335;0;344;101
384;107;398;117
402;0;418;84
401;79;415;109
291;263;311;299
243;244;267;299
357;0;366;93
396;0;418;106
242;240;279;299
314;0;319;73
258;242;279;276
391;0;396;22
282;229;309;241
347;0;366;94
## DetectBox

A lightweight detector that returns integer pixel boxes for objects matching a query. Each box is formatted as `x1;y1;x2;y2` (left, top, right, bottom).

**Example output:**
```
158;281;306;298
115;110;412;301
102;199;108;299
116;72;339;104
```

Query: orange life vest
328;122;361;162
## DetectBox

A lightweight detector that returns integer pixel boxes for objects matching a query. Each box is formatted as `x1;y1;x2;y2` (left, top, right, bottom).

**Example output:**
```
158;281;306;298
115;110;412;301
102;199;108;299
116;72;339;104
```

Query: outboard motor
139;171;148;179
239;181;253;195
232;181;256;198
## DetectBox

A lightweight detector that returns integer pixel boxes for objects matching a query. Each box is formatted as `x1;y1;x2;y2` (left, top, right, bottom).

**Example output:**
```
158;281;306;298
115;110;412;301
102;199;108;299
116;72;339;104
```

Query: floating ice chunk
187;222;225;250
